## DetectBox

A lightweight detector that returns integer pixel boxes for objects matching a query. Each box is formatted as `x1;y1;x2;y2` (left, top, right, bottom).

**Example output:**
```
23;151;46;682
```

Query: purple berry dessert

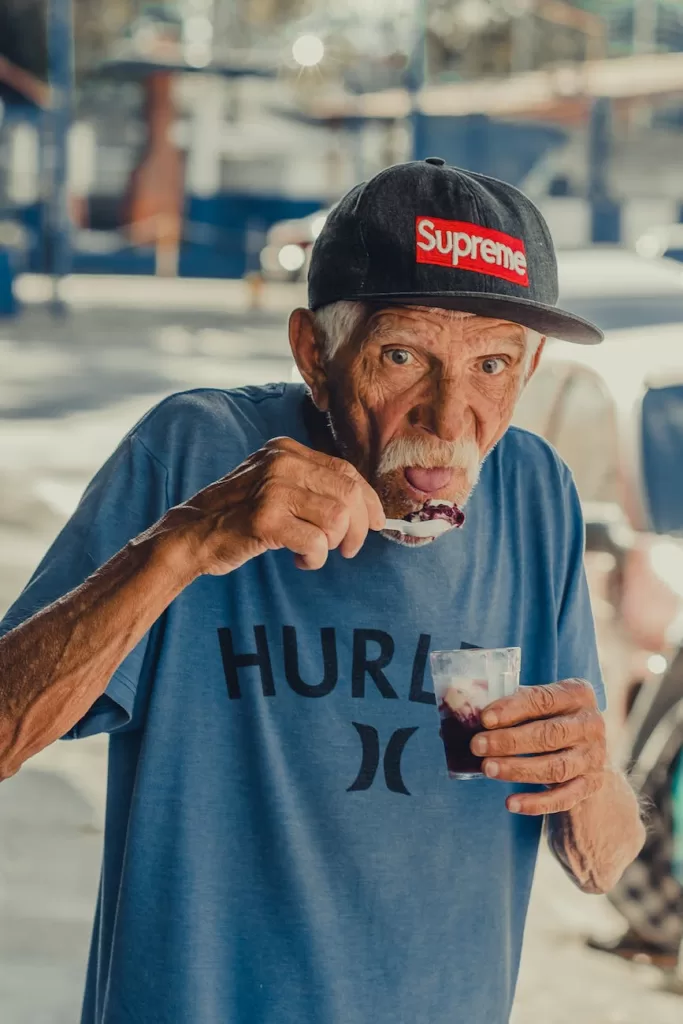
438;684;487;778
405;499;465;529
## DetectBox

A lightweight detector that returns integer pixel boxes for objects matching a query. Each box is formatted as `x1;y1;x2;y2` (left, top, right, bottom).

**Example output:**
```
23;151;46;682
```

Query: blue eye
387;350;412;366
481;357;506;375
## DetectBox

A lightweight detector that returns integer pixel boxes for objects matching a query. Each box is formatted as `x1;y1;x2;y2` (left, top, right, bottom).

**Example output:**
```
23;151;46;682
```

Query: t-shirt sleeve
0;433;170;738
556;470;607;712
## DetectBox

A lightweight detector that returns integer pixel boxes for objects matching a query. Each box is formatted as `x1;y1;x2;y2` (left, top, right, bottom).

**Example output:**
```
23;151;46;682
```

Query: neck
302;393;338;458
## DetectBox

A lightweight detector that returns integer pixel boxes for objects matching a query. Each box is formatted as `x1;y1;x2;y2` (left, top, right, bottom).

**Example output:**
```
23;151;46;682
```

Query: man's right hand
158;437;386;578
0;439;384;776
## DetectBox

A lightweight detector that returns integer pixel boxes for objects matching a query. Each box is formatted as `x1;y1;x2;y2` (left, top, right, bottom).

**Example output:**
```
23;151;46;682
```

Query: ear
289;308;330;412
526;336;546;382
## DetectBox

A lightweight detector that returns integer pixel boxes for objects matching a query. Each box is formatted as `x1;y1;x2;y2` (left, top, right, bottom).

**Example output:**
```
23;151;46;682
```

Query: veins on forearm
0;536;176;775
547;771;646;894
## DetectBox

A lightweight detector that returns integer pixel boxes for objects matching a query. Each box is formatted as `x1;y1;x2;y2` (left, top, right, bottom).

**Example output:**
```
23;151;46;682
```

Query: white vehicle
259;208;331;282
635;224;683;266
555;246;683;334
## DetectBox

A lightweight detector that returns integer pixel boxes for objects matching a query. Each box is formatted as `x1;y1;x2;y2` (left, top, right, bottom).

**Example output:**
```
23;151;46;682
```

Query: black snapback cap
308;158;603;345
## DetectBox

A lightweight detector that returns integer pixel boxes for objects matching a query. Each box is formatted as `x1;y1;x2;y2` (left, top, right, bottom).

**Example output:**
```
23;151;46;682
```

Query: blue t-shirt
0;384;604;1024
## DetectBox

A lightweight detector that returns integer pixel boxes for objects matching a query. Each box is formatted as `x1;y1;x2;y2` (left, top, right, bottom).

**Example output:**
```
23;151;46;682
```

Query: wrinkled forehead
368;306;533;348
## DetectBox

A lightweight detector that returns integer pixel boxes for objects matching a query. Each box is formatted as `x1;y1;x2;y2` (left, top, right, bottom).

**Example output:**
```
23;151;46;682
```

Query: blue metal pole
408;0;428;161
46;0;74;313
588;96;619;244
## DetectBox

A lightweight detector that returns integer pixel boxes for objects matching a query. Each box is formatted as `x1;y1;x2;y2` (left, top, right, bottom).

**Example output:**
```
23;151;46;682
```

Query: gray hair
313;300;370;361
312;300;543;375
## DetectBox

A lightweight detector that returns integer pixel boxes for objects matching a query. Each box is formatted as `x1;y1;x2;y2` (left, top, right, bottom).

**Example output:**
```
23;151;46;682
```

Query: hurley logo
416;217;529;287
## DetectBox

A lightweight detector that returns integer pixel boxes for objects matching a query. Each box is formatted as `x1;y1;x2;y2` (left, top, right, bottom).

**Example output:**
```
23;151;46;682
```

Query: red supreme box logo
415;217;529;287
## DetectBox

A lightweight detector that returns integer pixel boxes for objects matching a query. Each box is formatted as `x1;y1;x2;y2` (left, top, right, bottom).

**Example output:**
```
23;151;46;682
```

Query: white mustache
376;435;482;483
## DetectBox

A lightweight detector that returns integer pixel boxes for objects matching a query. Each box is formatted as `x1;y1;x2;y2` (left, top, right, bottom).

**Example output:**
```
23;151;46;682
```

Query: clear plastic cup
429;647;521;780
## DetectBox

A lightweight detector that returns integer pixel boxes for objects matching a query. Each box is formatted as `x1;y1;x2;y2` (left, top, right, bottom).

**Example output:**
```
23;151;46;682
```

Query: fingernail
472;735;488;755
482;711;498;728
484;761;499;778
508;798;521;813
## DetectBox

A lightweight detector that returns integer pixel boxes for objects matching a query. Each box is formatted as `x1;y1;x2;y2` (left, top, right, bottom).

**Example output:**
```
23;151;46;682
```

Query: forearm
0;531;193;779
0;435;379;778
547;768;646;894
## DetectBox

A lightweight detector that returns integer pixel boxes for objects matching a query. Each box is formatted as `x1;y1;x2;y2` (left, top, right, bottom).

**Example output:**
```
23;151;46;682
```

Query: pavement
0;277;681;1023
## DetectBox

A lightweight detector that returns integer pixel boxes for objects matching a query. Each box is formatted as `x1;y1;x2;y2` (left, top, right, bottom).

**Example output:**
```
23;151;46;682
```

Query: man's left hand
470;679;607;815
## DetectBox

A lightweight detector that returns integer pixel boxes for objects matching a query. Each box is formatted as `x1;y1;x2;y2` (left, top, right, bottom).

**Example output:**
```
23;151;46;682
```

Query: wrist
131;517;203;591
155;526;204;589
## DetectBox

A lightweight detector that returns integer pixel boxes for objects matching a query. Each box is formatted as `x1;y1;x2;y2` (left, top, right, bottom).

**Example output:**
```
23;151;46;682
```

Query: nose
414;376;470;442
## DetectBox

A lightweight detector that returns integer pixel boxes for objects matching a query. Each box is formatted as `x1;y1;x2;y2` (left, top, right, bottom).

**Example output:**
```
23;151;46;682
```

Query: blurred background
2;1;683;1021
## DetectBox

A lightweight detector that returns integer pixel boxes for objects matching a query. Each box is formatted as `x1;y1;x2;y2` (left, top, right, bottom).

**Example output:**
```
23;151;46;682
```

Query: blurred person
587;645;683;971
0;160;645;1024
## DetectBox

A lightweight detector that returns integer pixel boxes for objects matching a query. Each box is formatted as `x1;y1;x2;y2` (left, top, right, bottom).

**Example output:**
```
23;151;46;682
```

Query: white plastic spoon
383;517;454;538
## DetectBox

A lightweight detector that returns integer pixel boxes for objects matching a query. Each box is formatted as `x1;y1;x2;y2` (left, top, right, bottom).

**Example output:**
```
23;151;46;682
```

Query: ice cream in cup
430;648;521;780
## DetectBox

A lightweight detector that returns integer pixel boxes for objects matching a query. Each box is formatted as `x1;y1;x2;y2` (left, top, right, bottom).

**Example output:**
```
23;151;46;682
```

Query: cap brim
344;291;603;345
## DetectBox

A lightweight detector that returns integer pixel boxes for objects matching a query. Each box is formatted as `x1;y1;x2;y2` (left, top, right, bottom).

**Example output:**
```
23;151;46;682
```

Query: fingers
265;438;386;533
504;773;605;816
277;518;330;571
355;477;386;533
480;742;605;786
314;453;385;533
337;486;370;559
248;460;375;566
306;459;384;535
194;437;386;573
469;687;608;815
481;679;598;730
471;709;604;758
286;489;367;557
258;440;384;560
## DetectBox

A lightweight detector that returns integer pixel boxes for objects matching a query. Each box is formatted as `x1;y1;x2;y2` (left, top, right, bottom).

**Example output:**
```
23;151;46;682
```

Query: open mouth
403;466;454;494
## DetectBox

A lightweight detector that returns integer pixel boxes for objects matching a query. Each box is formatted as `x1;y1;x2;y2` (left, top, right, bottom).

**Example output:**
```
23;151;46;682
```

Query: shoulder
482;430;585;601
134;382;291;436
126;383;302;469
484;427;580;542
498;425;571;481
494;426;574;502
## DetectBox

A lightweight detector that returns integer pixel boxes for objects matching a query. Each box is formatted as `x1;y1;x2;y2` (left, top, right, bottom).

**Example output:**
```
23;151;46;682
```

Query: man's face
294;305;543;542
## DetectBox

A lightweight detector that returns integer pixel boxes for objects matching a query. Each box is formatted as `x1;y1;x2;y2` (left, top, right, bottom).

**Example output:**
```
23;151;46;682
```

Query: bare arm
473;680;646;895
547;767;646;894
0;437;384;781
0;531;190;779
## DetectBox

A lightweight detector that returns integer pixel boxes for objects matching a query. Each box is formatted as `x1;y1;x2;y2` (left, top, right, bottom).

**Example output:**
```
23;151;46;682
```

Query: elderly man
0;159;644;1024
